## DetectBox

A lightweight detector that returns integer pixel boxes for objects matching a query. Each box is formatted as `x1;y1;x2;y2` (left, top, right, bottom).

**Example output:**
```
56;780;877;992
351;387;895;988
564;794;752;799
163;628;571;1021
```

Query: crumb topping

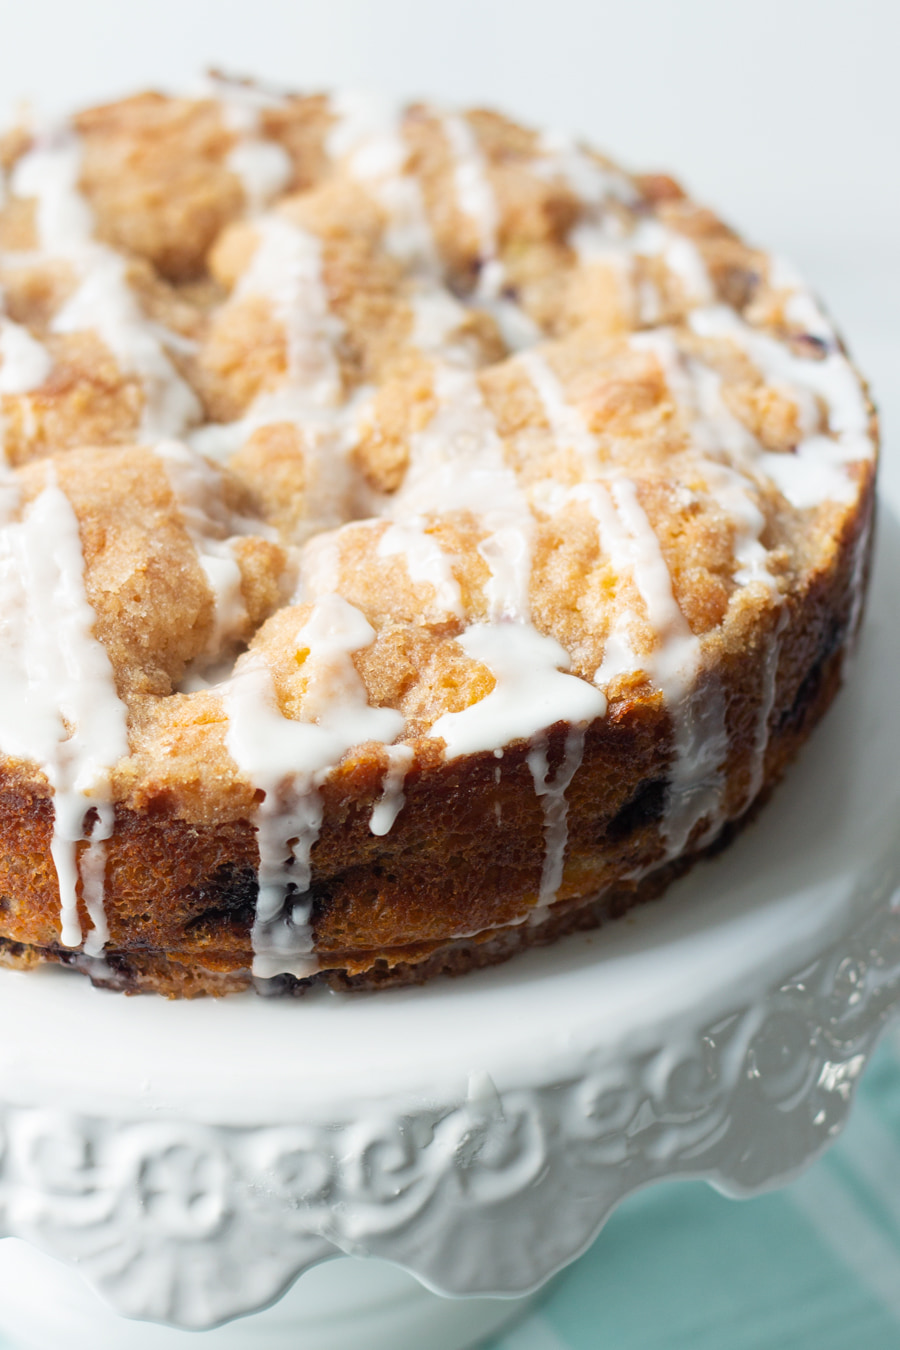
0;78;877;969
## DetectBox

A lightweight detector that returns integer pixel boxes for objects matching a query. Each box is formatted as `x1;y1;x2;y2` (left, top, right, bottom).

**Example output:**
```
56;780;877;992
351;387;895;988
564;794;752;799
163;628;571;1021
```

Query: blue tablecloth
488;1029;900;1349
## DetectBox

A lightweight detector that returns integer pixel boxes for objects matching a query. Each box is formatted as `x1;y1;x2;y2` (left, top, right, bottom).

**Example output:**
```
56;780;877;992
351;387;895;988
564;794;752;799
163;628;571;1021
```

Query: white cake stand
0;507;898;1350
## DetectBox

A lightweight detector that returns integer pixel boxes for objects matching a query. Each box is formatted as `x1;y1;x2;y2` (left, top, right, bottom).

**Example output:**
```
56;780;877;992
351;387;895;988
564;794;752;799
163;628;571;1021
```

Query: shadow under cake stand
0;510;899;1350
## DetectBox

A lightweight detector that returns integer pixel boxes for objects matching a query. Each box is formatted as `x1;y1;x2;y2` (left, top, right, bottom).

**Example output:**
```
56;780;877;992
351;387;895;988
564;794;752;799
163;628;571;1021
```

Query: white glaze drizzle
546;468;729;859
746;610;786;812
535;130;640;209
236;215;343;404
592;616;641;690
80;803;115;958
0;317;52;394
527;726;586;908
628;329;787;816
403;359;601;895
295;530;343;601
431;623;605;757
0;479;129;949
439;112;541;352
377;520;463;618
441;113;498;267
225;660;322;978
407;283;478;365
520;350;731;851
767;255;836;345
191;213;354;534
192;388;355;546
518;349;598;470
587;479;695;687
409;285;467;350
197;72;293;214
487;294;543;354
326;91;402;170
54;253;201;440
688;304;874;509
370;742;414;836
564;219;638;325
630;328;776;590
395;363;535;621
607;478;728;856
228;141;293;215
10;132;92;249
570;217;715;325
634;221;715;306
327;91;439;273
223;594;404;977
9;131;200;442
566;211;628;262
358;359;520;648
191;207;357;530
153;439;249;660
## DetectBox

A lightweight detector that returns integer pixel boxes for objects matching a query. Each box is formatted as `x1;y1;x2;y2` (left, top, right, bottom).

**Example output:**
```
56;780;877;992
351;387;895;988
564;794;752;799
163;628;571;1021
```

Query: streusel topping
0;78;875;974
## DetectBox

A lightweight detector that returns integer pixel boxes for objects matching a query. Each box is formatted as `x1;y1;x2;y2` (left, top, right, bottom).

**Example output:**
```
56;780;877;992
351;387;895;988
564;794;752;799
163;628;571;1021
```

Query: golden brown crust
0;84;879;995
0;471;871;995
0;606;855;1002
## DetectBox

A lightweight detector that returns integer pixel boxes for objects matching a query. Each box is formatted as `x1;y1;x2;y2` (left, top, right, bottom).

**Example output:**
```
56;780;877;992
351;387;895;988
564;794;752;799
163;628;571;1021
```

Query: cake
0;77;877;996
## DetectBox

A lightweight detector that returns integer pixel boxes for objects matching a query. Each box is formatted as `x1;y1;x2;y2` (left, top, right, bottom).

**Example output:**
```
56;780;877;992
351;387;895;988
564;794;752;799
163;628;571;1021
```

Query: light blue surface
487;1030;900;1349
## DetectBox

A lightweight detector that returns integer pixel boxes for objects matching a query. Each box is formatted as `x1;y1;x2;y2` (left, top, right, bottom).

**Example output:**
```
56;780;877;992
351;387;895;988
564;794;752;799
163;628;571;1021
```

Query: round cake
0;77;877;996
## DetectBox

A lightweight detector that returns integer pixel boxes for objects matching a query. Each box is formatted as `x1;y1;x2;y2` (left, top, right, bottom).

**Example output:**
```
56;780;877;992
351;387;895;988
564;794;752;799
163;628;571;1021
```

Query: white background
0;0;896;489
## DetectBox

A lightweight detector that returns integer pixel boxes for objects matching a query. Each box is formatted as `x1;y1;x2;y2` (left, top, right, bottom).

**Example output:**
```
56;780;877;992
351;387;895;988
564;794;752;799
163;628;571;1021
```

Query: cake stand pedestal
0;510;899;1350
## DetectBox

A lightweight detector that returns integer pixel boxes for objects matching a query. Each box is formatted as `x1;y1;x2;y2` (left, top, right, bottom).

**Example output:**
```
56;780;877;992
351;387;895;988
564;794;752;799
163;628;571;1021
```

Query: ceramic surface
0;512;897;1333
0;1242;536;1349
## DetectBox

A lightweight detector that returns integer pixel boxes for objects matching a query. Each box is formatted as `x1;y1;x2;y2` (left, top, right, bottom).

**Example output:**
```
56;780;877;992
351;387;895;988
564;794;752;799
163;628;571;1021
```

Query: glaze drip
0;479;128;948
370;743;414;836
223;595;404;977
431;625;606;759
528;727;587;909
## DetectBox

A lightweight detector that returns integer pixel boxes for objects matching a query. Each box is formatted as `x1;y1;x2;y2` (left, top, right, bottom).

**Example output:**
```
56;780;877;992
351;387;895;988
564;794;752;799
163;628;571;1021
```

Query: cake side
0;457;873;996
0;82;879;994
